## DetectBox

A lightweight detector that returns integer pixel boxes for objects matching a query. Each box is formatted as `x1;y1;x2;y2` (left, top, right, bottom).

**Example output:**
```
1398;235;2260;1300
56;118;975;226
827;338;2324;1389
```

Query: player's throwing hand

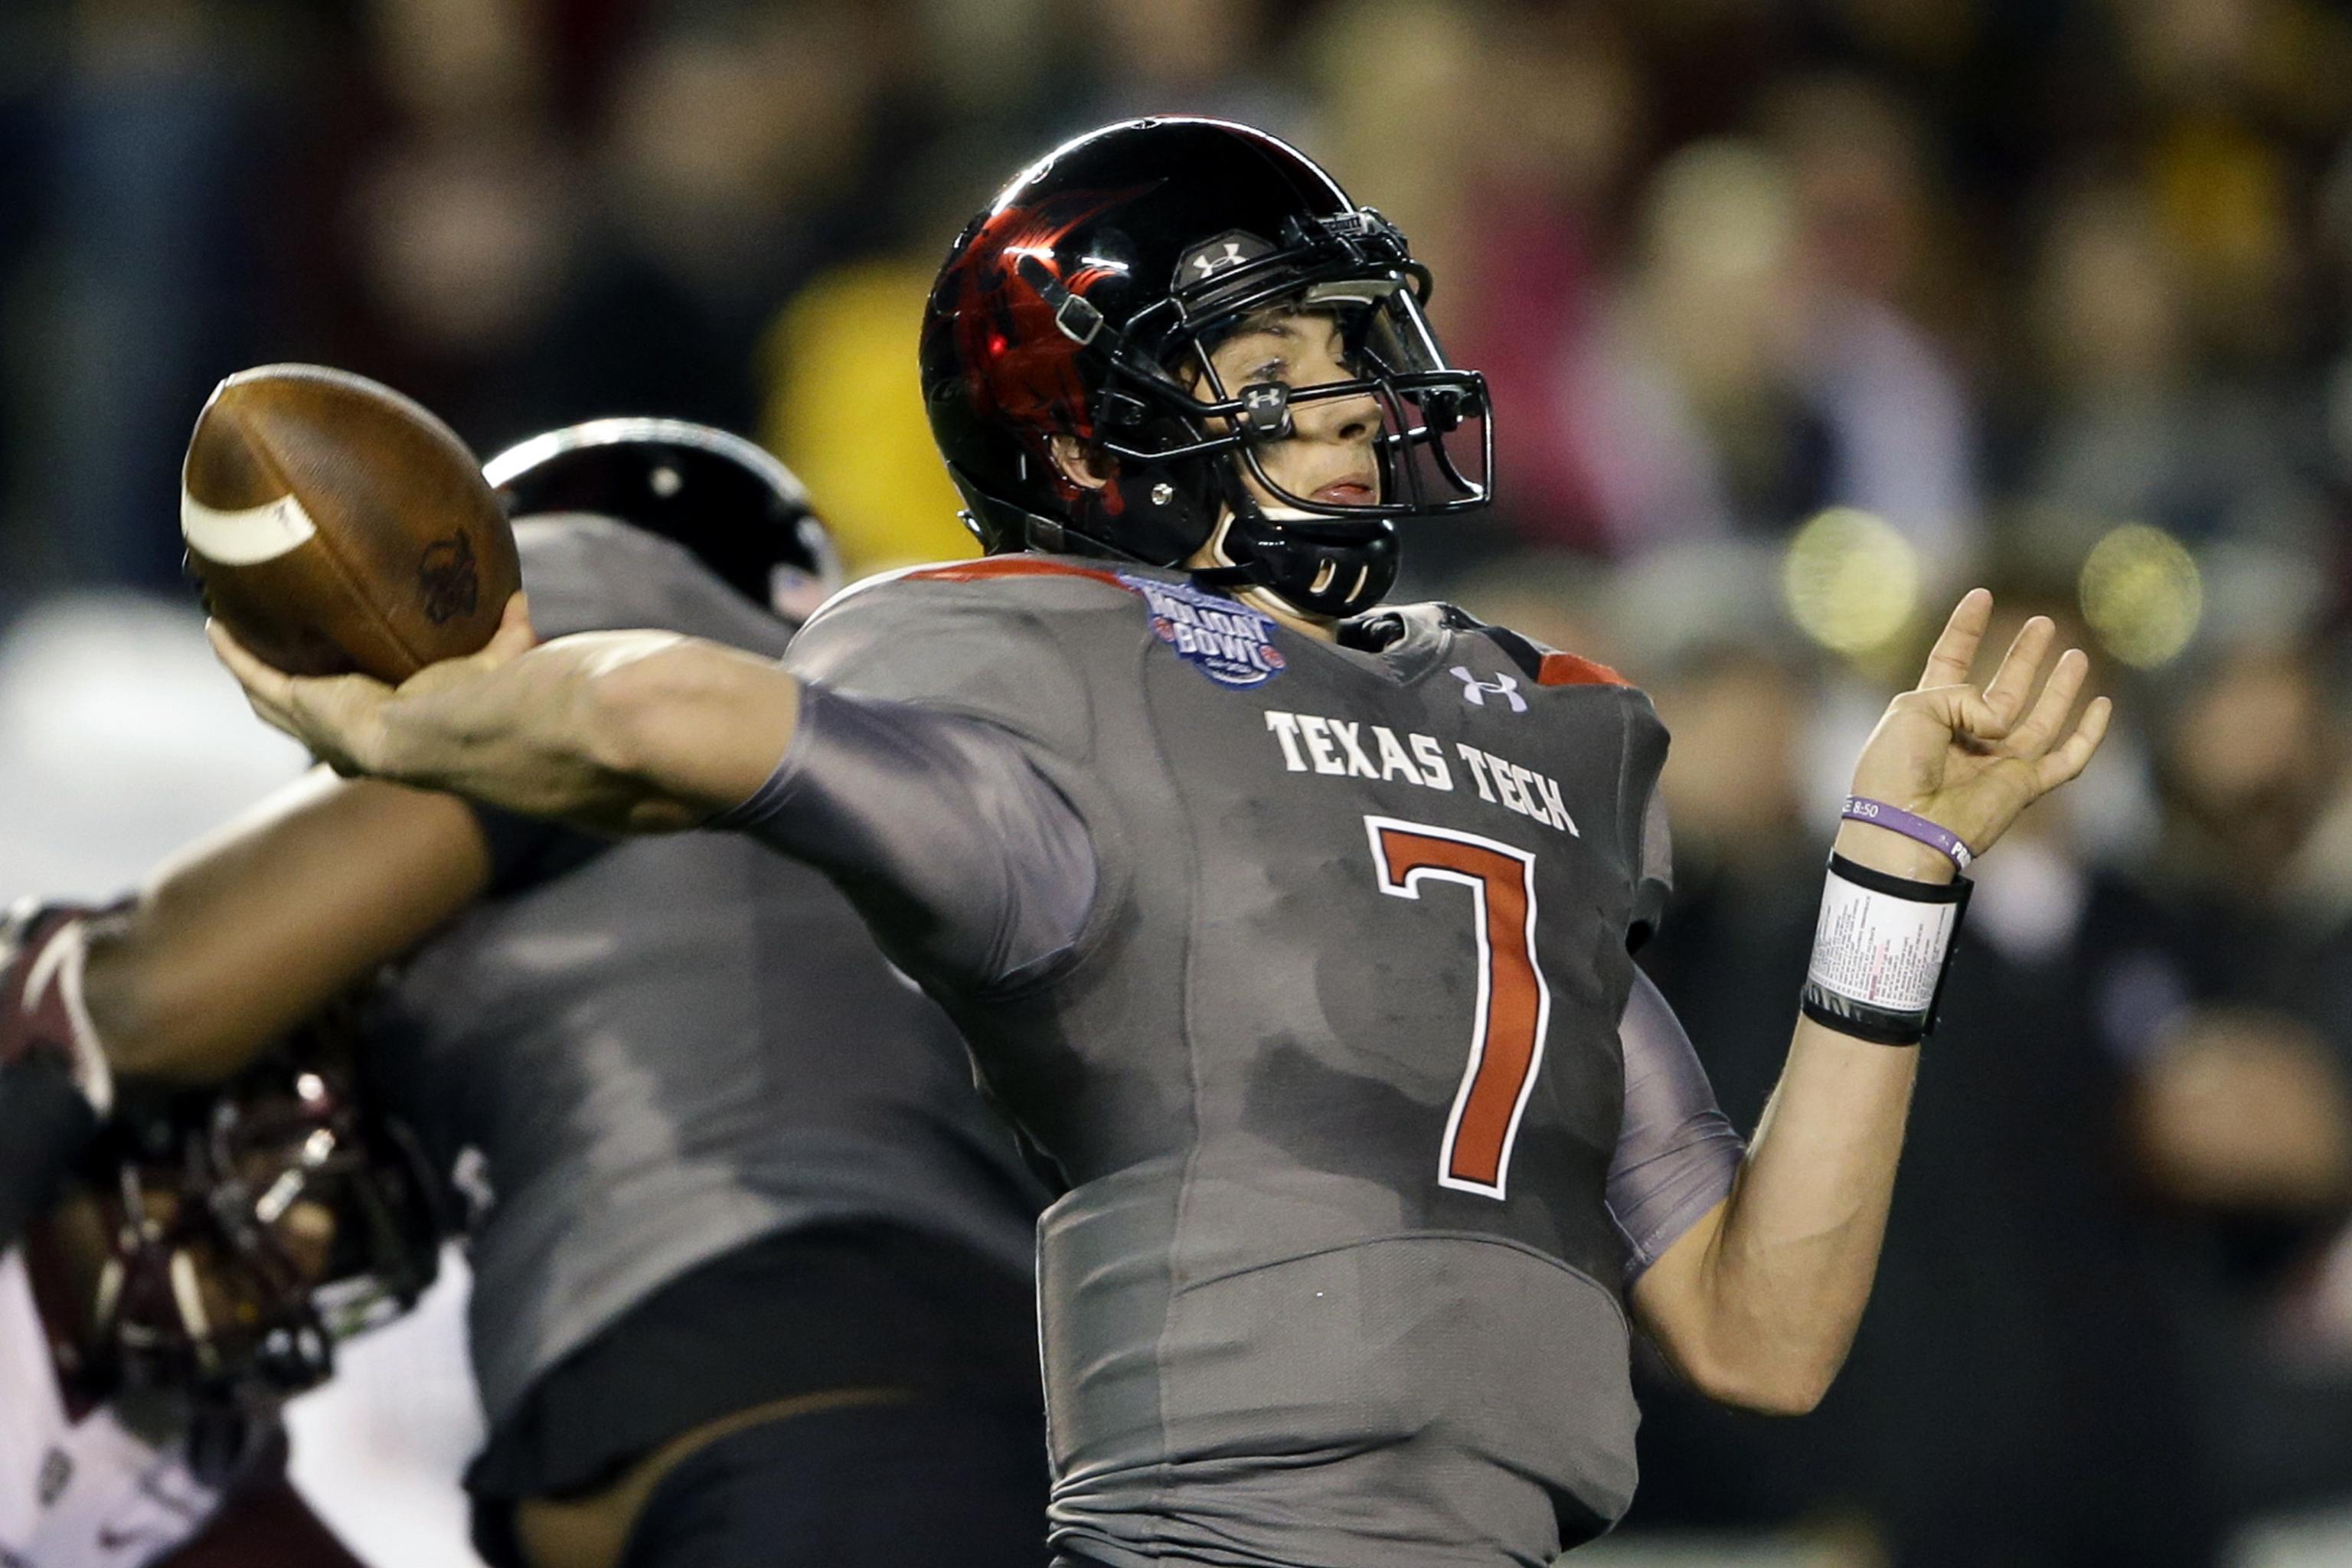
207;591;541;779
208;586;790;835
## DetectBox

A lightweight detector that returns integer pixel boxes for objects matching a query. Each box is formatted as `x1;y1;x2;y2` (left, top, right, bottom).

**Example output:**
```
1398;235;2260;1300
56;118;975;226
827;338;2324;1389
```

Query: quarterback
211;119;2109;1568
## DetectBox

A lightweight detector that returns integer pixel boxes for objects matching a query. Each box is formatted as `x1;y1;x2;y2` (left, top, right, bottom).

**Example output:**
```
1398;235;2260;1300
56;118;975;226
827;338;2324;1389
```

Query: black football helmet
922;116;1491;619
482;419;841;616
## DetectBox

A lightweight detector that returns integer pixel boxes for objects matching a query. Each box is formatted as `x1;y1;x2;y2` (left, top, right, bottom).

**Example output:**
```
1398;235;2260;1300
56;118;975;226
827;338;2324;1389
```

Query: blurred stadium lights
2079;522;2202;668
1779;507;1920;657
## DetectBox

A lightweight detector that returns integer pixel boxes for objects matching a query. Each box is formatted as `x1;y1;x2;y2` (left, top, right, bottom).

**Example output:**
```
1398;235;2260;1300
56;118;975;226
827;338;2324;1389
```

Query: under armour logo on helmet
1450;666;1527;713
1191;241;1246;278
1177;230;1272;291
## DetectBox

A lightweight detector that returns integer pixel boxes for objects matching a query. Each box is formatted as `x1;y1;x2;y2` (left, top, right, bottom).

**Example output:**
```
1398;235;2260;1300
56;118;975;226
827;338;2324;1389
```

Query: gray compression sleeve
709;680;1098;990
1609;969;1745;1283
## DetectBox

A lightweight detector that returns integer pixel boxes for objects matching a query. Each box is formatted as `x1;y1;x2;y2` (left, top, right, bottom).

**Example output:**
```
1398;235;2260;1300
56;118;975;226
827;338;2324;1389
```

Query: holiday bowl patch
1120;571;1287;688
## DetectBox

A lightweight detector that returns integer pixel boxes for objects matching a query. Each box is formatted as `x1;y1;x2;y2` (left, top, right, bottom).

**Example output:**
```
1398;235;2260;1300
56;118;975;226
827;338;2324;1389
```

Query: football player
206;120;2113;1568
3;423;1050;1568
0;1004;430;1568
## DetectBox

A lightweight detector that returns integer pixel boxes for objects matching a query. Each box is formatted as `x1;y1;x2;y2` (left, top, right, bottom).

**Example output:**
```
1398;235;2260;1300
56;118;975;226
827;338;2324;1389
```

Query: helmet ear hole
1048;436;1114;492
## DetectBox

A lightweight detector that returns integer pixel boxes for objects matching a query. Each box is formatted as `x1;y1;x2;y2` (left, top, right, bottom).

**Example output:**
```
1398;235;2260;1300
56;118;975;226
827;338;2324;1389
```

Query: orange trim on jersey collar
1536;652;1629;688
903;557;1128;589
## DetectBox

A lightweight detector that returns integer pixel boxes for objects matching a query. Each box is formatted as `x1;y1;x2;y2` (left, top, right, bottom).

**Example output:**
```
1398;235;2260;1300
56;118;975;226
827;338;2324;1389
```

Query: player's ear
1049;435;1112;492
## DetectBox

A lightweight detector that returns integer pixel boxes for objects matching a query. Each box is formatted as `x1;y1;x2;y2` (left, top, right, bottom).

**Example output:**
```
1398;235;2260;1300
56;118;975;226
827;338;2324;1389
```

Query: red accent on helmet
939;189;1145;501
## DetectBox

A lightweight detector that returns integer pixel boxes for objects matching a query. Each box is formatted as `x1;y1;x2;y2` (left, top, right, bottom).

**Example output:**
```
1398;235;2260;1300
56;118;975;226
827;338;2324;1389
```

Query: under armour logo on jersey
1450;666;1527;713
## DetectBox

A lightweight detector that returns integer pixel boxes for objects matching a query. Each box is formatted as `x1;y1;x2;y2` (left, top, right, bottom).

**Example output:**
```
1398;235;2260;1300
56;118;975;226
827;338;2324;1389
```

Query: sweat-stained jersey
725;556;1743;1568
358;518;1047;1432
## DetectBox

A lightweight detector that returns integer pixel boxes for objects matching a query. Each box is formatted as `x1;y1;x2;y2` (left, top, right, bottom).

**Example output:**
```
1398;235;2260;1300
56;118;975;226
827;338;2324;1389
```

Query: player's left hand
1843;589;2112;877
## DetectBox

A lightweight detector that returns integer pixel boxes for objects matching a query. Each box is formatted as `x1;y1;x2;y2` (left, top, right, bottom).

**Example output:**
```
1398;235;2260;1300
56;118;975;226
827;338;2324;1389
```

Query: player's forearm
371;632;801;836
1684;1014;1919;1411
1657;821;1947;1413
82;773;493;1081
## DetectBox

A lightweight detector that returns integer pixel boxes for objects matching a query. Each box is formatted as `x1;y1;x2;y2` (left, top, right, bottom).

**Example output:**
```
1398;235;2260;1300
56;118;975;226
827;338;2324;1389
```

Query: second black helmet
483;419;841;617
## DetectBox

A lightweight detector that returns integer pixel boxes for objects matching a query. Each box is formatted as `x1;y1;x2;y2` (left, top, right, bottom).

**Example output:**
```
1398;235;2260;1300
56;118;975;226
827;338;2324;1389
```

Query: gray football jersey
358;518;1045;1427
737;557;1740;1568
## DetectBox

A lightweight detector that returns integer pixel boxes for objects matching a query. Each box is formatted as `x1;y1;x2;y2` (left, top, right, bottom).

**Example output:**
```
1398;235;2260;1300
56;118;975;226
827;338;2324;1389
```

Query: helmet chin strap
1188;475;1397;622
1189;513;1338;629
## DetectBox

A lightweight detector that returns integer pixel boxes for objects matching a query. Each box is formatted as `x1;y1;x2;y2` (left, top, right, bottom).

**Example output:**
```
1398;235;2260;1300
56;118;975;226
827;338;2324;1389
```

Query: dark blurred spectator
1830;763;2233;1568
529;1;889;434
1556;121;1975;561
1076;0;1295;132
19;0;292;593
303;0;910;456
1766;76;1976;551
2081;636;2352;1524
2020;180;2328;560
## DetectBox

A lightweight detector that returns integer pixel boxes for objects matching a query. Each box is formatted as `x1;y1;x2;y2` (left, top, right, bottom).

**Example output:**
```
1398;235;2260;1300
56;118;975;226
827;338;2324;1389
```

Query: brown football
181;364;520;681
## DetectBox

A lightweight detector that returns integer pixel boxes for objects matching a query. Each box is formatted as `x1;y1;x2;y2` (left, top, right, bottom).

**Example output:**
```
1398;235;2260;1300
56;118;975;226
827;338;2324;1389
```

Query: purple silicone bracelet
1841;795;1973;871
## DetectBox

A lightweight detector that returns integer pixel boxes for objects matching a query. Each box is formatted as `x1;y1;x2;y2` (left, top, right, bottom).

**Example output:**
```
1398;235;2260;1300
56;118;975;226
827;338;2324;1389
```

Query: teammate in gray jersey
4;422;1049;1568
212;121;2115;1568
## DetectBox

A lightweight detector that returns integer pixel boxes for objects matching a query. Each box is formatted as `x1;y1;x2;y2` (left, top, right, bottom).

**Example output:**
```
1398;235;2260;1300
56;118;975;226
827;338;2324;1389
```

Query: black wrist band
1822;851;1968;901
1801;986;1937;1046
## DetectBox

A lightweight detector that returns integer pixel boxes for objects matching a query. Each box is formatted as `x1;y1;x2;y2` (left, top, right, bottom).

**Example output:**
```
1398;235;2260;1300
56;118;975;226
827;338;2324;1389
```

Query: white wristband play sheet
1807;868;1960;1015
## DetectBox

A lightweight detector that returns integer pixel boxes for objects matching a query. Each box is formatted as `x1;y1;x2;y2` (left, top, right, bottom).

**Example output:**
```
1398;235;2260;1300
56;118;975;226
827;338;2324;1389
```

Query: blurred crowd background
3;0;2352;1563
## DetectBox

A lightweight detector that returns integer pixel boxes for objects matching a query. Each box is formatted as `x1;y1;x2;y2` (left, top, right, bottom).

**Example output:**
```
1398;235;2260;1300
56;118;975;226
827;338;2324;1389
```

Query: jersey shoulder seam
801;554;1142;637
902;556;1128;590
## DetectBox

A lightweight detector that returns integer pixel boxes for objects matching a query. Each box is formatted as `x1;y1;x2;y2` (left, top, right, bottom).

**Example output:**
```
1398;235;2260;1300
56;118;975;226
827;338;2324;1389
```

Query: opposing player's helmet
31;1020;446;1436
922;117;1491;619
483;419;842;616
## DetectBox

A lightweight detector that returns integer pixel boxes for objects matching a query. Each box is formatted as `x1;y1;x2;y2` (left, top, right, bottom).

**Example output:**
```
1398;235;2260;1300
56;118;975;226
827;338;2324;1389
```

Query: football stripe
180;488;319;565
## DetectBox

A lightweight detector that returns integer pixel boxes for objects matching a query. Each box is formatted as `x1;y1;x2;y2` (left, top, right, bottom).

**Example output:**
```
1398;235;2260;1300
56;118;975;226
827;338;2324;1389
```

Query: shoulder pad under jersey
1357;601;1635;691
803;553;1144;632
786;555;1141;759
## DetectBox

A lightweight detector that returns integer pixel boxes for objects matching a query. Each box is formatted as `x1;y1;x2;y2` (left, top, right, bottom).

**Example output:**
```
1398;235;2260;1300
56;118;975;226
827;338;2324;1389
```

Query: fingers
1916;589;1993;691
2031;694;2113;794
1902;681;2016;743
207;621;299;735
204;618;391;768
1978;616;2056;730
2005;645;2090;759
482;593;537;667
400;593;534;697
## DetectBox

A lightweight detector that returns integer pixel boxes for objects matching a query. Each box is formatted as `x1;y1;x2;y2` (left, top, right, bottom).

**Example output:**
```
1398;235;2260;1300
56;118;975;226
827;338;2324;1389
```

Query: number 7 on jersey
1365;815;1552;1200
